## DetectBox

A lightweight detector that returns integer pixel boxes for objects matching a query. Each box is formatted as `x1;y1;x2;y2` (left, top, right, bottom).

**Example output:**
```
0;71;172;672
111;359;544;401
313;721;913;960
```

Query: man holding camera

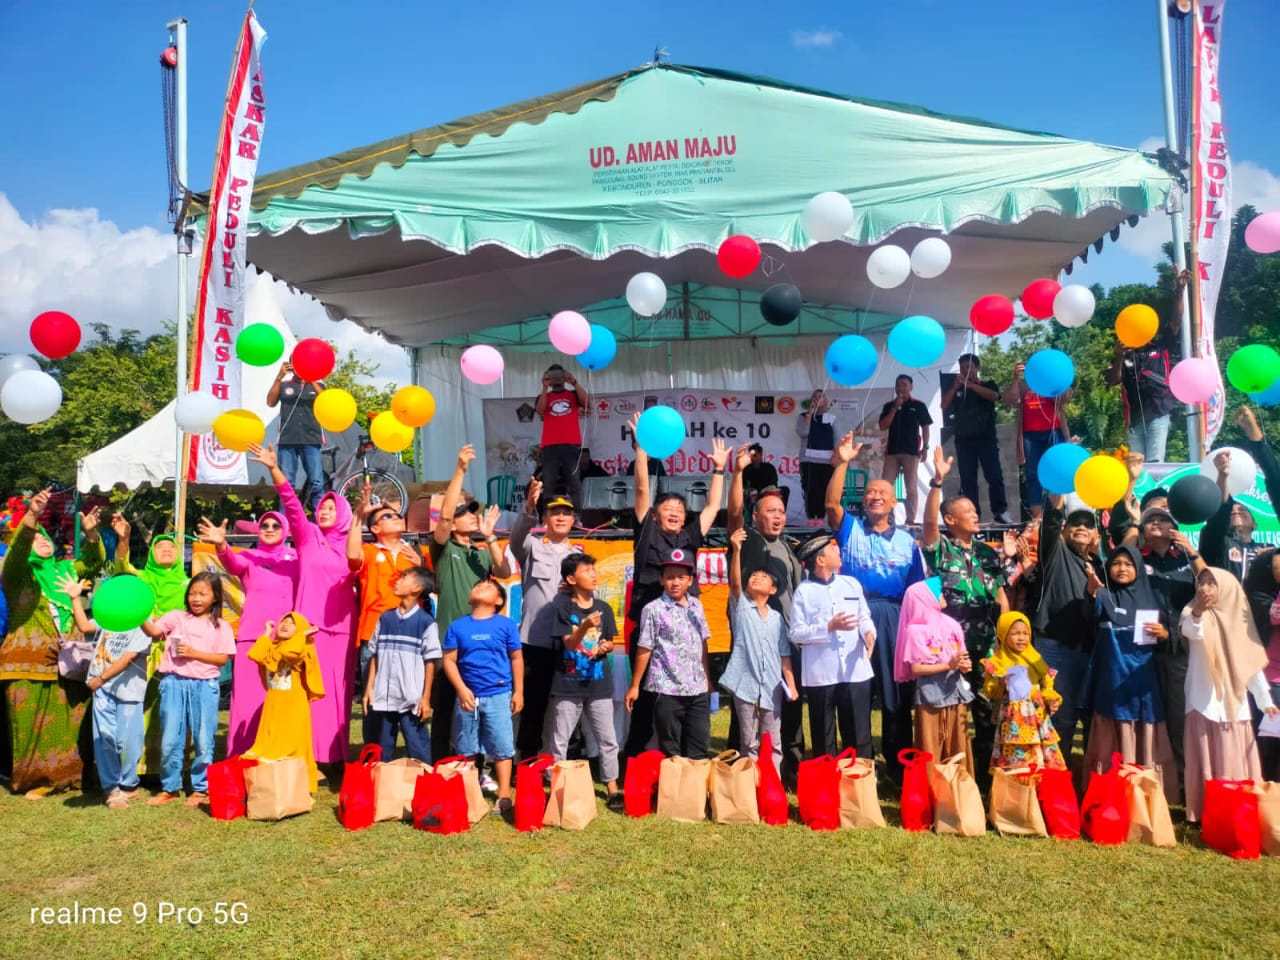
536;364;589;510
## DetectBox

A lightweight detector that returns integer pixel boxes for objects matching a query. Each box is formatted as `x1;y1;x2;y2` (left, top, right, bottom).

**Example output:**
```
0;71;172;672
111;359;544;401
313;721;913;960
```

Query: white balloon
1200;446;1258;497
866;244;912;289
175;390;224;435
910;237;952;279
803;191;854;242
0;354;40;393
625;272;668;316
1;370;62;424
1053;284;1096;329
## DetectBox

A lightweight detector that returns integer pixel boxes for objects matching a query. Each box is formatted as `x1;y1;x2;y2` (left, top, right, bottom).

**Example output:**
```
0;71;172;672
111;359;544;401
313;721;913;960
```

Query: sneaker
479;772;499;795
994;512;1015;524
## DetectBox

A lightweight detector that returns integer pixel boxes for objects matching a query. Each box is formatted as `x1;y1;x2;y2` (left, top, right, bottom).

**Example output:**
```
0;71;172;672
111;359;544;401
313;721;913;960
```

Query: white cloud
1116;137;1280;261
792;28;843;49
0;193;409;384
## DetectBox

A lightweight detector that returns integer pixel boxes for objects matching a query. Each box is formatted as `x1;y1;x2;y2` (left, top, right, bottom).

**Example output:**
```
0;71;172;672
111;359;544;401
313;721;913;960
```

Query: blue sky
1;0;1277;362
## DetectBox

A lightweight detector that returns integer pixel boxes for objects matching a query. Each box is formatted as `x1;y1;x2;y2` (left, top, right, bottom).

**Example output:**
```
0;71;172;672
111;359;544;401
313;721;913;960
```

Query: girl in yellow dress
982;611;1067;772
246;612;325;791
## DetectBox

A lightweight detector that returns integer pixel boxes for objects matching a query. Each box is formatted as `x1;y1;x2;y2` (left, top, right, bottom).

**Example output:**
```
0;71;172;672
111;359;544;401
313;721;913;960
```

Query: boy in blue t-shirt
362;566;441;763
442;579;524;814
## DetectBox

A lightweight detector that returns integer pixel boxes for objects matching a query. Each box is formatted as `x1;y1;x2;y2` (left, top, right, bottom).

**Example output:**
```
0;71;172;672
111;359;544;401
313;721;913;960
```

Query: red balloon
717;235;761;279
291;338;336;382
29;311;81;359
969;295;1015;336
1022;278;1061;320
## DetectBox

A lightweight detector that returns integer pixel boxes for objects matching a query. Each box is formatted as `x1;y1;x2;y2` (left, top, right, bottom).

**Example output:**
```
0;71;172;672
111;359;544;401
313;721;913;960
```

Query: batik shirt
636;593;711;697
924;535;1006;660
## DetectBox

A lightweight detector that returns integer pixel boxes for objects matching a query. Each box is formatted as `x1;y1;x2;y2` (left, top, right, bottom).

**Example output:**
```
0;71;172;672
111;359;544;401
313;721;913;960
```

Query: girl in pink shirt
142;572;235;806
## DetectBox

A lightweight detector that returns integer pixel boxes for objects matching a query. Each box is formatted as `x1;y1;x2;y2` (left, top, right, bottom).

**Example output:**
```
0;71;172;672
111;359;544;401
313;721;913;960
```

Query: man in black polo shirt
267;361;326;511
879;374;932;524
942;354;1011;524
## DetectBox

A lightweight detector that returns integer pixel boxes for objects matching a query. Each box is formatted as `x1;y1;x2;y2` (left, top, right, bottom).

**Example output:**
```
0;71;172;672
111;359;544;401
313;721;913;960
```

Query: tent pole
409;345;425;484
170;16;192;537
1157;0;1199;461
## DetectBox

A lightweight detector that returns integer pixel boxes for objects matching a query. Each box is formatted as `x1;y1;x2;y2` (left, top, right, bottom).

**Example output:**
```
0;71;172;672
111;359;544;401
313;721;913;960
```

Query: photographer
535;364;588;510
266;360;326;512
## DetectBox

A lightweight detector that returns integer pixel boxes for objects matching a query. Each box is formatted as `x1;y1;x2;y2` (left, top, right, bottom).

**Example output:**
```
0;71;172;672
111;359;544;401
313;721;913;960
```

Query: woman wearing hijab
198;512;301;755
246;612;325;791
0;489;104;796
1179;568;1278;822
110;517;190;778
983;610;1066;772
1083;543;1177;802
895;579;975;774
250;443;358;771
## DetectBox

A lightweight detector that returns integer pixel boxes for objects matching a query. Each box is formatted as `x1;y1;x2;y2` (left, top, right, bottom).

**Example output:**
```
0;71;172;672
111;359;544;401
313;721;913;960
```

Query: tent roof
226;63;1177;348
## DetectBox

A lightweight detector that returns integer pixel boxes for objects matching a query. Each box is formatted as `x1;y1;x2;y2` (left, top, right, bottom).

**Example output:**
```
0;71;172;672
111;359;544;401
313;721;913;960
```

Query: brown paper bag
244;757;313;821
372;758;430;822
542;760;598;830
656;756;710;823
835;754;886;829
709;751;760;825
434;756;489;824
928;754;986;837
1256;782;1280;857
989;766;1048;837
1119;764;1176;848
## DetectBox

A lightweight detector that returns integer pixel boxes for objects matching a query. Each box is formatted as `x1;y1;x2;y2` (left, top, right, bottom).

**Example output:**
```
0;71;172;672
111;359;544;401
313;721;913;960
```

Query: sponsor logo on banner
516;403;536;423
643;396;658;409
613;398;637;415
679;395;698;412
777;396;796;415
721;396;744;410
755;396;775;414
700;397;718;411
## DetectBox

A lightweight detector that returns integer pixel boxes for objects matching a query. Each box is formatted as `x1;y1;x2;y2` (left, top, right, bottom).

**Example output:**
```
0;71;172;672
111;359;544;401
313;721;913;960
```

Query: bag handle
897;748;933;767
358;744;382;766
519;753;555;772
714;750;740;765
433;755;470;768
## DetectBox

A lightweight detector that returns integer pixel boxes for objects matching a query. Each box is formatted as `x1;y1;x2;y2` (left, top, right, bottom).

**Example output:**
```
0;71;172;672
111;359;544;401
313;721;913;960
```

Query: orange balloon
391;385;436;428
1115;304;1159;348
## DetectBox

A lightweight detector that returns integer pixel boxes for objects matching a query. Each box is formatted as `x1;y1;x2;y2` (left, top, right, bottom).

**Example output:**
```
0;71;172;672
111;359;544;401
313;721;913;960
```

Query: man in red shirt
1004;361;1072;519
535;364;589;510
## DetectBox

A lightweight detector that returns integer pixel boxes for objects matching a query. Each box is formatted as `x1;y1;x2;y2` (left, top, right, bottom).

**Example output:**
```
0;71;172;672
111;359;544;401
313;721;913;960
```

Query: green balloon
92;575;157;632
235;323;286;367
1226;344;1280;395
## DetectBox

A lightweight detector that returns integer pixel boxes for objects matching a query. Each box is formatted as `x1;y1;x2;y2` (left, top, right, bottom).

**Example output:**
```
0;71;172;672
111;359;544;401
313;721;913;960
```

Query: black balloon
1167;474;1222;526
760;283;803;326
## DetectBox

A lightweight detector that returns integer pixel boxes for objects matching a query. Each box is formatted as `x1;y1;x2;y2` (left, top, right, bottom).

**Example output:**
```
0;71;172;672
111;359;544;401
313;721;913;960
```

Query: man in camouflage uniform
920;448;1010;791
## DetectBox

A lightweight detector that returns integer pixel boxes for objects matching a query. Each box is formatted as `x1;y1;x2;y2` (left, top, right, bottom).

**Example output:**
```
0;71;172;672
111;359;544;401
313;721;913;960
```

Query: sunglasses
259;521;282;531
373;512;399;524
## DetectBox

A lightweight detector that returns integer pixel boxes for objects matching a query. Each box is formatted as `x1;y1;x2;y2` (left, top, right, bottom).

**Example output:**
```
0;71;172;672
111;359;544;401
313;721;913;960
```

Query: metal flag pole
1157;0;1200;461
168;16;192;533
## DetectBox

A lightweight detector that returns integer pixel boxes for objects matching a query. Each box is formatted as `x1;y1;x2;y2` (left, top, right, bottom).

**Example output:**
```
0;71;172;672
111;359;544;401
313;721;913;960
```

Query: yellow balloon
391;385;436;427
314;388;358;433
211;409;265;452
370;410;414;453
1073;454;1129;509
1115;304;1159;348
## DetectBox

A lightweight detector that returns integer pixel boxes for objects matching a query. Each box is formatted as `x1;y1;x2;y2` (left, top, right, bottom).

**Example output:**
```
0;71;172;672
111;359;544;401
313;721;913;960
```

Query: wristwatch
929;480;943;489
485;535;498;544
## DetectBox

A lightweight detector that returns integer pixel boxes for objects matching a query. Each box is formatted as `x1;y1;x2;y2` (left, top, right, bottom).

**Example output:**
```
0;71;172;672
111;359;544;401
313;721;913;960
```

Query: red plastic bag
898;749;934;832
756;733;789;826
797;755;839;831
207;755;258;822
1036;767;1081;840
1081;752;1130;846
412;767;471;835
515;754;554;833
337;744;381;832
623;749;665;818
1202;779;1261;860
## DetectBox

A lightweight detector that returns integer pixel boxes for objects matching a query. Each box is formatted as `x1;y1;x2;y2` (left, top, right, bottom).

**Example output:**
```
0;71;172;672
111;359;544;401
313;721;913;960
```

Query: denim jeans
1127;415;1172;463
1034;635;1090;761
366;710;432;764
453;691;516;759
954;436;1008;518
1022;429;1065;507
157;674;220;794
278;444;325;511
93;691;144;794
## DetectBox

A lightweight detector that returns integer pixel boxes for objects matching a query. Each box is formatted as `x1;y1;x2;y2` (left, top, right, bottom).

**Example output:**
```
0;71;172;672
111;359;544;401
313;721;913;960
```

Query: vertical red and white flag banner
1193;0;1229;447
188;10;268;482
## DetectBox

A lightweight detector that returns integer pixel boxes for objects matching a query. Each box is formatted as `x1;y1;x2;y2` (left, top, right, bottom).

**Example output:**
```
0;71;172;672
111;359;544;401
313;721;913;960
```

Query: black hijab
1096;544;1161;628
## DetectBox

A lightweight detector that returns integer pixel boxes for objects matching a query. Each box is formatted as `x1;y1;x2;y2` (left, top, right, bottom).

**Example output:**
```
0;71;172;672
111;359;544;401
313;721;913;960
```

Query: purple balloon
1244;211;1280;255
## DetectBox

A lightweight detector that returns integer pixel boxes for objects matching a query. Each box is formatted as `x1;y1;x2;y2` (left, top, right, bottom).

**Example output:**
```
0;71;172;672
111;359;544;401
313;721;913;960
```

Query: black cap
1064;509;1097;529
1141;505;1175;526
454;500;480;518
659;547;696;570
1139;487;1169;510
797;532;836;563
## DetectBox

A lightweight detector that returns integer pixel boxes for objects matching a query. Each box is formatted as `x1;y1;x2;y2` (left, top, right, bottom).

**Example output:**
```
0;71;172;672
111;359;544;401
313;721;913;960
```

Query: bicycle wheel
337;469;409;515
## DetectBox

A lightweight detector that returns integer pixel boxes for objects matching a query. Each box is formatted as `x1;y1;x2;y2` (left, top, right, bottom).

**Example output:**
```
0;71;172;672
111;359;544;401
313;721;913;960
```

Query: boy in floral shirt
624;548;711;759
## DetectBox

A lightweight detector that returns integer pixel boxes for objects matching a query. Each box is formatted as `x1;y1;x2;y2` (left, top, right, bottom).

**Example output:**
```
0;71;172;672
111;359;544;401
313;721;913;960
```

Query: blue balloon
1024;348;1075;398
887;315;945;368
1249;378;1280;407
636;405;686;459
577;324;617;370
1037;442;1090;496
824;335;878;386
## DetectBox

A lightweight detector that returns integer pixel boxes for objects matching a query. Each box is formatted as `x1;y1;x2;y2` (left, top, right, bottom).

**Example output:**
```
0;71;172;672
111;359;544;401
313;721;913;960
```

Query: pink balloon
460;344;505;385
1244;211;1280;255
548;311;592;354
1168;357;1219;404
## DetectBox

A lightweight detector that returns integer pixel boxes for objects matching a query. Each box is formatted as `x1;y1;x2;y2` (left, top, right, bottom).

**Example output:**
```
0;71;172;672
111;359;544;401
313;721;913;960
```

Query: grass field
2;709;1278;960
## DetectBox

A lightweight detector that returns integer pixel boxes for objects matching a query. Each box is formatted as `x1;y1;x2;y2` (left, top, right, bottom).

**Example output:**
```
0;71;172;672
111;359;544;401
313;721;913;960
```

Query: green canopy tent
200;63;1177;492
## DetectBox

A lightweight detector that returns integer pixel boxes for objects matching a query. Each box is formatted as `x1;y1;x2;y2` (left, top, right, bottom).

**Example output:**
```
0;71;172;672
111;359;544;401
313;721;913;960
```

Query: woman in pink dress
197;511;301;755
250;443;358;771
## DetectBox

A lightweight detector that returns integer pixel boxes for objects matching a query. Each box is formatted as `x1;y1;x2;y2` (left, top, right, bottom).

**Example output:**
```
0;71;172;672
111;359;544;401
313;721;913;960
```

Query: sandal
24;786;51;800
106;792;130;810
147;791;179;806
606;792;625;813
184;792;208;808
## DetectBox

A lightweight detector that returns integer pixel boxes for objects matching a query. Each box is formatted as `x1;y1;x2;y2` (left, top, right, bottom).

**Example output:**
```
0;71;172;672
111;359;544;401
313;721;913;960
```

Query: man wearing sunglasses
348;484;423;737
